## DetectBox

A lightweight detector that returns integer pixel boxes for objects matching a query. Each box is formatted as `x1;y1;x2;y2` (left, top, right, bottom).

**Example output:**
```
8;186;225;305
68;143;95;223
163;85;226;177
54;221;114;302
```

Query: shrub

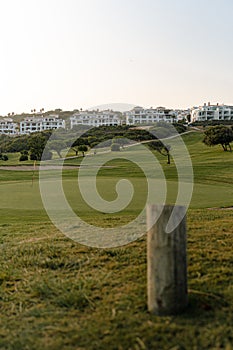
30;149;52;161
173;123;187;134
111;143;120;151
30;153;37;161
19;154;28;161
2;155;8;161
0;154;8;161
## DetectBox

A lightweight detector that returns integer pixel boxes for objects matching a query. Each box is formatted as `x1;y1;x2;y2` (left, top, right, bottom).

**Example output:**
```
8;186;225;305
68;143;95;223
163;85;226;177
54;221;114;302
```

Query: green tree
203;125;233;151
71;145;79;156
71;137;89;155
48;140;66;158
0;134;11;153
112;137;129;149
29;134;47;160
5;135;30;153
78;145;88;157
148;141;171;164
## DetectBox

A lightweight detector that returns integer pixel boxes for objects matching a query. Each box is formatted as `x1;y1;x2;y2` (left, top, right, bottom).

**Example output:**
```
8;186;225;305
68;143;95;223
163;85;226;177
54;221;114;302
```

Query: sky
1;0;233;115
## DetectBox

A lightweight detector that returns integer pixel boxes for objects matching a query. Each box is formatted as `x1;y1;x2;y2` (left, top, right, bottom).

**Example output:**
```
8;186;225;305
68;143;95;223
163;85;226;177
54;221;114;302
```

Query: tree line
0;123;187;162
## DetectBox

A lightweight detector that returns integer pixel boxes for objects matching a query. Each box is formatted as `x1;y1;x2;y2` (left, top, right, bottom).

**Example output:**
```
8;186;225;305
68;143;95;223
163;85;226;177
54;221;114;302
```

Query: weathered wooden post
147;205;188;315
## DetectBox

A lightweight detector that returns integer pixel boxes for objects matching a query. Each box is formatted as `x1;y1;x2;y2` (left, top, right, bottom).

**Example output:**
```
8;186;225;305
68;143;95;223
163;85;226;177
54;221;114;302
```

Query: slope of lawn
0;131;232;349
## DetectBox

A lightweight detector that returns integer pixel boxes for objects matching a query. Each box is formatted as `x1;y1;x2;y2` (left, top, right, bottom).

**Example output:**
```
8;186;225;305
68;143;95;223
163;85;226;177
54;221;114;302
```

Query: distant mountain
87;103;137;112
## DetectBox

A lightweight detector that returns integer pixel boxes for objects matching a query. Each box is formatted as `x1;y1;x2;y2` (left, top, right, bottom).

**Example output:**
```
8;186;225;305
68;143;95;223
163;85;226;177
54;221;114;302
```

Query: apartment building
125;106;177;125
0;118;18;135
191;103;233;122
20;115;65;134
175;109;190;122
70;110;122;128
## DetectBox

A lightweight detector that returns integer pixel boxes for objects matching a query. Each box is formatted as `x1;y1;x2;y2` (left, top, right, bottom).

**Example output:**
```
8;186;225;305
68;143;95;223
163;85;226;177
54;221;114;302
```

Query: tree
112;137;130;149
0;134;11;153
148;141;171;164
78;145;88;157
71;137;86;155
29;134;47;160
203;125;233;151
48;140;66;158
5;135;30;153
71;137;89;155
71;145;79;156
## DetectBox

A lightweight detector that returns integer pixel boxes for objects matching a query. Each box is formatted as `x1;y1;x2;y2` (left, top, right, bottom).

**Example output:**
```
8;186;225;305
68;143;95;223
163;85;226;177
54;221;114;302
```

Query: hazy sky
1;0;233;115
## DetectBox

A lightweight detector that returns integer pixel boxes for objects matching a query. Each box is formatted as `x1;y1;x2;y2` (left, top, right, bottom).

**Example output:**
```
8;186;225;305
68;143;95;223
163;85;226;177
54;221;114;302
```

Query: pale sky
1;0;233;115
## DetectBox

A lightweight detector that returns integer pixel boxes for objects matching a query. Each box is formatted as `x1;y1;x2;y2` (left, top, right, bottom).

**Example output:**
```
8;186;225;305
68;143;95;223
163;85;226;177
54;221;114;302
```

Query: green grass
0;209;232;349
0;131;232;349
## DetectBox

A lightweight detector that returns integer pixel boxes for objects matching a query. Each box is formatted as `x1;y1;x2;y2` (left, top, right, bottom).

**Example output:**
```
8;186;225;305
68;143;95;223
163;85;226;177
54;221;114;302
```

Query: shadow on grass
180;291;229;320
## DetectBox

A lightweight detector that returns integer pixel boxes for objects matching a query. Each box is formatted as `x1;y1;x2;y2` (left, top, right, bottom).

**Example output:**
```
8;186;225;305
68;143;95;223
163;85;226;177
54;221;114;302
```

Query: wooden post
147;205;188;315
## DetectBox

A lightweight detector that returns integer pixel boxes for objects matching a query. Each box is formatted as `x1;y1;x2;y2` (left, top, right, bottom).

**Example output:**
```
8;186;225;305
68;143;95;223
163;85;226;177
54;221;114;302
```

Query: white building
191;103;233;123
125;106;177;125
70;111;122;128
175;109;190;122
0;118;18;135
20;114;65;134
